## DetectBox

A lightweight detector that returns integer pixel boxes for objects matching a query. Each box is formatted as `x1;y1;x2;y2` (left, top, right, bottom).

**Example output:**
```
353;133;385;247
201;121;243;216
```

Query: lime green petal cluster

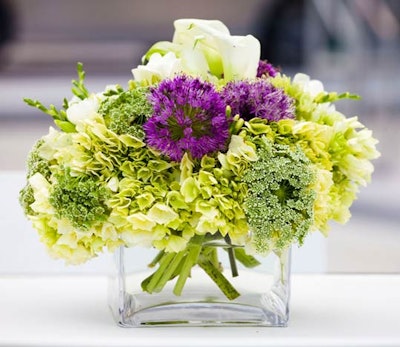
18;118;139;263
243;137;316;254
111;147;252;253
68;123;184;253
271;73;380;230
65;115;145;177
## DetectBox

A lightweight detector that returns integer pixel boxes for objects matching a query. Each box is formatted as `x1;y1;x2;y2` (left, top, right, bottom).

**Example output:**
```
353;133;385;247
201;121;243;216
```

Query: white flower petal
66;94;99;125
214;34;260;80
132;52;182;83
293;73;324;97
173;19;230;45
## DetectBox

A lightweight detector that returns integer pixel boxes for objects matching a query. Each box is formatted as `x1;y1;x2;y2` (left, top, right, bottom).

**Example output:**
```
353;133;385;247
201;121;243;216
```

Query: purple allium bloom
144;75;229;161
221;80;295;122
257;60;278;78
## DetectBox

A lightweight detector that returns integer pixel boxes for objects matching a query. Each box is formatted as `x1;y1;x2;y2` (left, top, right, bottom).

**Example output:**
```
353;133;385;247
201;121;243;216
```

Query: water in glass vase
108;242;291;327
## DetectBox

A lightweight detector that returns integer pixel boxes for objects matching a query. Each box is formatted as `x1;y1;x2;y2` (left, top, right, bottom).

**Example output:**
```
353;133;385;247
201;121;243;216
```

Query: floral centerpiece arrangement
20;19;379;302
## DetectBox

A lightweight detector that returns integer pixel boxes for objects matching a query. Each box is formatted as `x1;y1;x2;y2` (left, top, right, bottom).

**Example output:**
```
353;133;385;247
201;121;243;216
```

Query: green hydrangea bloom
114;149;252;252
65;115;141;176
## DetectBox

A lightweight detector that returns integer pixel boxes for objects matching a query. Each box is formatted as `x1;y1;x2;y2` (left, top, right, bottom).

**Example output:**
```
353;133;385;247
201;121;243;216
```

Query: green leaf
314;91;361;104
233;248;261;268
62;98;69;110
54;120;76;133
23;63;89;133
102;84;124;97
24;98;75;132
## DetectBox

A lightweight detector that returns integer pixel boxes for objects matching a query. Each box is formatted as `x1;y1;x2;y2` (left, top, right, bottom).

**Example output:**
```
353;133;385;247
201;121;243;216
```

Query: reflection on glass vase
108;239;291;327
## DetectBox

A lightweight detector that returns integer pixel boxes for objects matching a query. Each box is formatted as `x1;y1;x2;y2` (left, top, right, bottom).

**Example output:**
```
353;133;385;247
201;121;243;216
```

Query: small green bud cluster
49;169;110;230
99;86;152;139
243;137;316;253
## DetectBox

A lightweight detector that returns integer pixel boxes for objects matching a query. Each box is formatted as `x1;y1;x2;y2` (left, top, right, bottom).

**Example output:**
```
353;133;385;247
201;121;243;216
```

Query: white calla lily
173;19;260;81
139;19;261;82
173;19;230;44
213;33;261;80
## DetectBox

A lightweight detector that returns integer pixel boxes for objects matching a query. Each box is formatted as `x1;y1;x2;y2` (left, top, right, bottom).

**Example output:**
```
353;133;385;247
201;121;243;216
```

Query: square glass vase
108;244;291;327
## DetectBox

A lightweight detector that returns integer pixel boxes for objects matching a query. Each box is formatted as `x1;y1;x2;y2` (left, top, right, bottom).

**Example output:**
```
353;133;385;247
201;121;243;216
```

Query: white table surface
1;274;399;347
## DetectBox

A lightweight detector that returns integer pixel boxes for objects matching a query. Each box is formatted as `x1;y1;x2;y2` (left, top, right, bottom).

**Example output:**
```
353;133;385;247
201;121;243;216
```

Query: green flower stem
198;256;240;301
153;251;185;293
224;235;238;277
148;250;165;268
232;248;261;268
200;246;219;268
143;252;176;293
173;235;204;296
141;273;152;292
208;247;220;269
141;235;256;301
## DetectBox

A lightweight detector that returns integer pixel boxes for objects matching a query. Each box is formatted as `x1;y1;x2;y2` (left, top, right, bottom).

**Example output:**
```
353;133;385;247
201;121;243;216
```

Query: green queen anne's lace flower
99;86;152;140
49;169;111;230
243;137;316;254
19;139;52;216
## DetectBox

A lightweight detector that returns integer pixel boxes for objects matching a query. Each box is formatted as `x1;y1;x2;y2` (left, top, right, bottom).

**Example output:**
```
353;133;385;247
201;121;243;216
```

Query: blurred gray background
0;0;399;273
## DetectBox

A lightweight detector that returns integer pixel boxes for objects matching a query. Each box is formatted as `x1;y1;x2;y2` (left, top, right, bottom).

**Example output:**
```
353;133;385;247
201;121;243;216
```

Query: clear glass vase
108;242;291;327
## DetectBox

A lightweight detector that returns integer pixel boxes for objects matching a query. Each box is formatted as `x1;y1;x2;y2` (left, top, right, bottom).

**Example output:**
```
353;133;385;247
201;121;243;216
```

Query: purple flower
144;75;229;161
221;80;294;122
257;60;278;78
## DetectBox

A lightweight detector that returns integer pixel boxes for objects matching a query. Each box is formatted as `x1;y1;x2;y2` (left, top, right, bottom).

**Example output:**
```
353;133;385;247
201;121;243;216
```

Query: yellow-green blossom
271;72;380;230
